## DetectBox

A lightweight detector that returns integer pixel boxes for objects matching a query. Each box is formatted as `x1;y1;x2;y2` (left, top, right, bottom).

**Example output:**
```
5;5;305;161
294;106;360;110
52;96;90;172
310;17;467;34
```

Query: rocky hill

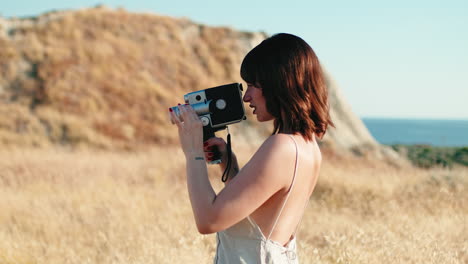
0;7;399;160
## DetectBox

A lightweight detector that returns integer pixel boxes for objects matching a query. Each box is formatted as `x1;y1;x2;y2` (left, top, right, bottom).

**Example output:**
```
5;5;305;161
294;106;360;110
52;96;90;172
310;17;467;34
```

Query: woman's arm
170;105;294;234
188;135;295;234
184;151;219;232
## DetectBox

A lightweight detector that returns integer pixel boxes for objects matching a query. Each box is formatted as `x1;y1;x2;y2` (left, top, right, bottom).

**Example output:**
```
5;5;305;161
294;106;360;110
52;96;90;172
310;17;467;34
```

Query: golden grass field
0;144;466;264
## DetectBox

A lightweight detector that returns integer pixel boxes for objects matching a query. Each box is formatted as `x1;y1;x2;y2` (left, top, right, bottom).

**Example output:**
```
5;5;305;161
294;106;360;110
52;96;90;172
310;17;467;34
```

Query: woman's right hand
203;137;228;163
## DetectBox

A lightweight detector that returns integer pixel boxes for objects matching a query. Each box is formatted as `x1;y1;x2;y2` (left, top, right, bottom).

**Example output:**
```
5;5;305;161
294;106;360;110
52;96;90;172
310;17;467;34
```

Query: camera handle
203;126;225;165
203;125;232;182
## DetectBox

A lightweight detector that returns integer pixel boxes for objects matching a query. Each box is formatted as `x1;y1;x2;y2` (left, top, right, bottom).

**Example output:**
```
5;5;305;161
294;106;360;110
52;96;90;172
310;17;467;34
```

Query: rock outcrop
0;7;400;161
322;72;400;160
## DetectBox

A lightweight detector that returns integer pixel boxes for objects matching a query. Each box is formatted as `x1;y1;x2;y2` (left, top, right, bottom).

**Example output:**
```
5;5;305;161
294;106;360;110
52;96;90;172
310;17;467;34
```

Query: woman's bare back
249;134;322;246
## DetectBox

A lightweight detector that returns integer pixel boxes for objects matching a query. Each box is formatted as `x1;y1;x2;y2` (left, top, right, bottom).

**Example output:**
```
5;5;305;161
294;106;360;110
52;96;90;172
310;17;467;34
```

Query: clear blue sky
2;0;467;119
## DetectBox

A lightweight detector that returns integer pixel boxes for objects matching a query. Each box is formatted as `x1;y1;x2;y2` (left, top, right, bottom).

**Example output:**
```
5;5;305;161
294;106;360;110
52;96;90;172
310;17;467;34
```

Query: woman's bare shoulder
237;134;297;191
261;134;296;150
251;134;297;166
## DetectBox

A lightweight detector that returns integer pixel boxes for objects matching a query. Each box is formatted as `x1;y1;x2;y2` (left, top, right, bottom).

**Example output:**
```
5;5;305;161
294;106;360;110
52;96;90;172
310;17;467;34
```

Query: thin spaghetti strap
266;135;299;240
291;194;310;239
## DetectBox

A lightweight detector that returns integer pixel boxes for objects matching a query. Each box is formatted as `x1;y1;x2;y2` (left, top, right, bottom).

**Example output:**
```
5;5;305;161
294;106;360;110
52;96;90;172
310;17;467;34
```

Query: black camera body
188;83;245;128
172;83;246;133
171;83;246;131
170;83;246;163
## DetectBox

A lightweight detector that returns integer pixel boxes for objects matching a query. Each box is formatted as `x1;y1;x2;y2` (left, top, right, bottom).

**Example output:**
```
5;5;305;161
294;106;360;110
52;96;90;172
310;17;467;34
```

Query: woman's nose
243;92;251;102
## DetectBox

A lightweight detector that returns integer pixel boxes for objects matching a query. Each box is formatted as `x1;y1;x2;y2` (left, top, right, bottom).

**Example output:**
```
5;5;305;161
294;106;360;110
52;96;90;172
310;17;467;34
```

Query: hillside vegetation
391;145;468;168
1;7;399;161
0;7;266;149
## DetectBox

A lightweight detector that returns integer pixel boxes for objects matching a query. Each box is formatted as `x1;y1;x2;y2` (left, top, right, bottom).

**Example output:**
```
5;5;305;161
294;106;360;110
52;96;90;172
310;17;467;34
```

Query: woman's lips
250;105;256;114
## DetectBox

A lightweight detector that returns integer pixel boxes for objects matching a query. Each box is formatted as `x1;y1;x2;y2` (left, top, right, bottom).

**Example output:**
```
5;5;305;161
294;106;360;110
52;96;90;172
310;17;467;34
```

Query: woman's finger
178;105;189;122
187;105;199;121
180;104;201;125
169;108;183;129
204;137;226;147
204;145;213;151
182;104;198;122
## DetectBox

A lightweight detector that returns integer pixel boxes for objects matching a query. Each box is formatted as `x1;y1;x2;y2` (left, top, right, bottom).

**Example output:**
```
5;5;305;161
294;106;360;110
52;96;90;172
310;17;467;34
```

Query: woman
169;33;334;264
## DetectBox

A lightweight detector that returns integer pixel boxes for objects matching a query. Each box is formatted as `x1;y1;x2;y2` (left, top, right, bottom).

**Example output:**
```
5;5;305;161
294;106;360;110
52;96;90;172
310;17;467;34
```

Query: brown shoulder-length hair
240;33;334;141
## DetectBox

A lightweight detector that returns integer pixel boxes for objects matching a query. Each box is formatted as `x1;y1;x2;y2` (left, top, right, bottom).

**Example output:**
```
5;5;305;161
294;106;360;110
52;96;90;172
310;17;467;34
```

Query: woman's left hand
169;104;204;158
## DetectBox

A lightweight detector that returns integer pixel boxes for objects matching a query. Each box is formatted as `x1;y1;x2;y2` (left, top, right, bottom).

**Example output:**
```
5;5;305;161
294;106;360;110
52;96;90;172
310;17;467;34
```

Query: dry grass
0;146;466;264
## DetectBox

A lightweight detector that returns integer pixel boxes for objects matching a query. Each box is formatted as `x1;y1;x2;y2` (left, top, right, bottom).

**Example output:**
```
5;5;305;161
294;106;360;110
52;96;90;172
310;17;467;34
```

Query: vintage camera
170;83;246;163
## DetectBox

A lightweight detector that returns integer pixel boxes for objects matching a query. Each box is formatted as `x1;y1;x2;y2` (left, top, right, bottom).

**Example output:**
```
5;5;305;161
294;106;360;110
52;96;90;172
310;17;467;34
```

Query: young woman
170;33;334;264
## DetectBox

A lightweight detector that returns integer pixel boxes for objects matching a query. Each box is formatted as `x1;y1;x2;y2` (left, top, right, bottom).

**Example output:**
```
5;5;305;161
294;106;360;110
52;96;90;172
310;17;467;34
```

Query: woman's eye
247;83;259;89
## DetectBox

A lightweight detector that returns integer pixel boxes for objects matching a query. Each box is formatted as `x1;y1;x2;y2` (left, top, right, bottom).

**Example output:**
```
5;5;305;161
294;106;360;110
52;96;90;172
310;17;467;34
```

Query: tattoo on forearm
194;157;204;161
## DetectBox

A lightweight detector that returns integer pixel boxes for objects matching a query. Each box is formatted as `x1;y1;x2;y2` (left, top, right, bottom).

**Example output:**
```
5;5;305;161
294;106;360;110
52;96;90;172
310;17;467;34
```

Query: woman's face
243;83;274;122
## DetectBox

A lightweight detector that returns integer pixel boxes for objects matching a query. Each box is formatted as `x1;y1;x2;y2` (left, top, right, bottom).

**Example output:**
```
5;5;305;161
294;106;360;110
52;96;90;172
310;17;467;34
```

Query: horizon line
361;116;468;121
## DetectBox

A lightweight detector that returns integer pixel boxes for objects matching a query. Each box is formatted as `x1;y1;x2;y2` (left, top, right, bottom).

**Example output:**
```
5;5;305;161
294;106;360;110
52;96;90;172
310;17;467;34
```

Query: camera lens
216;99;227;110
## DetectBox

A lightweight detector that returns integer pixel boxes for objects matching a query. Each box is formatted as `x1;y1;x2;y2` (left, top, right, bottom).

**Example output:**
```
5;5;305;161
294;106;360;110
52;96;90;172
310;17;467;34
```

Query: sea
362;118;468;147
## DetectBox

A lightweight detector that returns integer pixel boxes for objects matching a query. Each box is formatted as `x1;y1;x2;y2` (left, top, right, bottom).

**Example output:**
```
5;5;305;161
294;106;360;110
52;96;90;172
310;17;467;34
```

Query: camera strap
221;127;232;182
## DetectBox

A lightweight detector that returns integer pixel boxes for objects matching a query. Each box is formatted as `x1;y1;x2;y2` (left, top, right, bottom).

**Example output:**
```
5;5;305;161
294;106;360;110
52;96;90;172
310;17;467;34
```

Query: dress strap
291;192;310;239
266;135;299;240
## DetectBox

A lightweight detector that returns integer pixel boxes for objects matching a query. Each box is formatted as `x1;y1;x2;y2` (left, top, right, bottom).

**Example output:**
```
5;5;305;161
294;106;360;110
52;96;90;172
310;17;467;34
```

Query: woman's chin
253;112;274;122
256;116;271;122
